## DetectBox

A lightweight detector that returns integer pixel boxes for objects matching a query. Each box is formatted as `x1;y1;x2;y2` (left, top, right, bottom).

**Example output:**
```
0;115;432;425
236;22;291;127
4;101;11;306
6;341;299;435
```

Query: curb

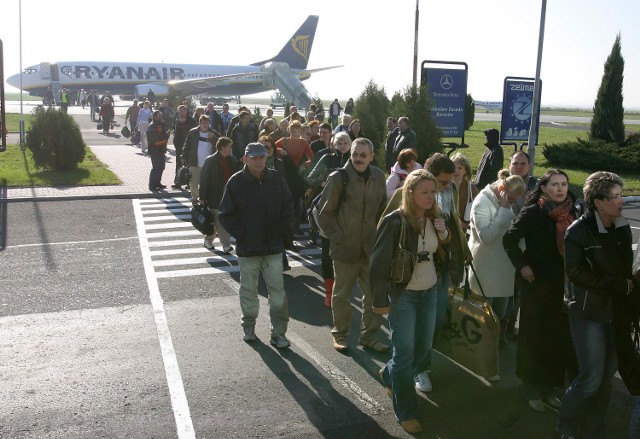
1;189;192;203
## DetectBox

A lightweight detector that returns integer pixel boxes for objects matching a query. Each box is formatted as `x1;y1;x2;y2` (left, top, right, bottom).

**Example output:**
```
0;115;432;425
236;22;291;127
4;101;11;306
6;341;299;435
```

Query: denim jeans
380;286;437;422
237;253;289;336
426;275;449;368
557;314;617;439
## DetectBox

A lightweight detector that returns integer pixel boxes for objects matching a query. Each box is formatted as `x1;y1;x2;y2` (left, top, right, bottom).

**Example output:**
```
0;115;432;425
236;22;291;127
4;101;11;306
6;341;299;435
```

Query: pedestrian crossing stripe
134;197;320;279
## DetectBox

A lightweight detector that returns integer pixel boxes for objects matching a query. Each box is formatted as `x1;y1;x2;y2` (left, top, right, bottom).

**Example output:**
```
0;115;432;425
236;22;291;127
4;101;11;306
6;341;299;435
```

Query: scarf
538;196;574;256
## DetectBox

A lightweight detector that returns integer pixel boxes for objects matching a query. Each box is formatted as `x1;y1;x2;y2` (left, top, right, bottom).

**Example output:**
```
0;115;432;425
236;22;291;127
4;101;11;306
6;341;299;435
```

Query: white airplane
6;15;338;109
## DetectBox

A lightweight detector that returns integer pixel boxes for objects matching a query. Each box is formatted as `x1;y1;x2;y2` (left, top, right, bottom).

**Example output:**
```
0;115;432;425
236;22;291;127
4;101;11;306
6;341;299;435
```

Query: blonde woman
468;169;525;322
371;169;450;435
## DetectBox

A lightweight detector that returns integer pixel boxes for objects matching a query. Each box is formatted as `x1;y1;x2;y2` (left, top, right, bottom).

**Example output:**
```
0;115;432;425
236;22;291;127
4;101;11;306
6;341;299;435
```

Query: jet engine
261;62;311;110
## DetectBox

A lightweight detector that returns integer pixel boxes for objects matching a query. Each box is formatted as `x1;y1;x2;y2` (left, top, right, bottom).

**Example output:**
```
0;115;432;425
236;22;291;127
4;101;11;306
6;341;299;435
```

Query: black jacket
199;152;241;209
564;208;633;323
503;197;582;283
370;210;420;308
183;127;220;167
475;142;504;190
218;166;293;257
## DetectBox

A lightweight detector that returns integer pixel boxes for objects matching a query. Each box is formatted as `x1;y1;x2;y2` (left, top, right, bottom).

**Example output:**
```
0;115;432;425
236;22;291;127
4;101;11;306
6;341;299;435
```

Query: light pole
527;0;547;176
412;0;419;87
19;0;25;145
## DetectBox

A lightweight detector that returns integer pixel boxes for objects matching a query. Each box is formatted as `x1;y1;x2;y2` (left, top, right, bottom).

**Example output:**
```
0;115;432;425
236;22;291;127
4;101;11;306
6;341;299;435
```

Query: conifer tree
590;34;625;145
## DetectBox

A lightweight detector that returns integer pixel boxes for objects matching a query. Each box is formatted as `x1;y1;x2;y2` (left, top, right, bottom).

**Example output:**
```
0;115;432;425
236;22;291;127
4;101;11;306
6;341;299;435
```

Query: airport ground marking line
132;199;196;439
5;236;138;249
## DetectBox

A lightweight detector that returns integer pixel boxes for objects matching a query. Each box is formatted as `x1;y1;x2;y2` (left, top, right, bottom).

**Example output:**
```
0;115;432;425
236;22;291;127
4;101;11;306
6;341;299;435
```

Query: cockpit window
23;67;37;74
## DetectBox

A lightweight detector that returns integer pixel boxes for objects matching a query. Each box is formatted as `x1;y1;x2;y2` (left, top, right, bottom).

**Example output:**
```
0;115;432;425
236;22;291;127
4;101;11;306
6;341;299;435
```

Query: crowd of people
92;95;637;437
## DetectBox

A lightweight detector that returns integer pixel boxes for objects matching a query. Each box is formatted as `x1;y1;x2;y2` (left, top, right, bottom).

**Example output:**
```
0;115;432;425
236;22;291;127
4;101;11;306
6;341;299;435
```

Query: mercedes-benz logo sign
440;74;453;90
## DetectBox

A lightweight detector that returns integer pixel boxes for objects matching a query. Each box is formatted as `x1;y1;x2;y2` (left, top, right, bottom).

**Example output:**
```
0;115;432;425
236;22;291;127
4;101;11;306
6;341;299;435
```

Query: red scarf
538;196;574;256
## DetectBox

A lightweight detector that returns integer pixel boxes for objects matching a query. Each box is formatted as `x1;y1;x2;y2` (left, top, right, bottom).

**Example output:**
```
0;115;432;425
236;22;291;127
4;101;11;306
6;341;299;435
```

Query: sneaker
399;419;422;434
203;238;215;249
528;399;545;412
414;371;432;392
270;334;290;349
242;326;256;342
545;396;562;408
486;374;502;382
222;246;233;254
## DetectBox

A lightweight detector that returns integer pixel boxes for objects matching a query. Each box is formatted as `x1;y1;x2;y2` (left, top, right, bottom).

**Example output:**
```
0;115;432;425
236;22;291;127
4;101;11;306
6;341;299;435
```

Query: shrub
389;84;442;163
543;138;640;173
26;107;86;171
352;80;391;166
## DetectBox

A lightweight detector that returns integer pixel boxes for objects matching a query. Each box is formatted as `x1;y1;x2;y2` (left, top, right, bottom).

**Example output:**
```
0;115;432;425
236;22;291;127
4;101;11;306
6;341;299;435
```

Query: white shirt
405;218;439;291
197;133;212;167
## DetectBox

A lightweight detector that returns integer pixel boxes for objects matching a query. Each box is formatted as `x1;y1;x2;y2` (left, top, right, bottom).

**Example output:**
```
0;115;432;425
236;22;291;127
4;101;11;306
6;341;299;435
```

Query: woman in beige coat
468;169;525;319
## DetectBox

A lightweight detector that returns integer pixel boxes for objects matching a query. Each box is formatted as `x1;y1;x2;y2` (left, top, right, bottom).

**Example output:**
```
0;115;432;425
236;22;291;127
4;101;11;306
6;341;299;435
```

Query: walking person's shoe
270;334;291;349
378;368;391;398
414;371;433;392
399;419;422;434
222;246;233;255
359;338;390;353
203;237;215;249
545;396;562;408
333;338;349;352
242;326;256;342
171;184;181;190
528;399;545;412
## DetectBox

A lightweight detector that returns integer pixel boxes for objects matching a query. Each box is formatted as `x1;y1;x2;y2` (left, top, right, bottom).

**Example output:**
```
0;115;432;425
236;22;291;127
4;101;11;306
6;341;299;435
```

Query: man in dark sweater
475;128;504;190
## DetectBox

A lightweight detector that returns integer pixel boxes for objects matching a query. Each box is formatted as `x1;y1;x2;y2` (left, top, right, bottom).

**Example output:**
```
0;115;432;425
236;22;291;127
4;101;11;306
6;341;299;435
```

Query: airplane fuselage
8;61;309;98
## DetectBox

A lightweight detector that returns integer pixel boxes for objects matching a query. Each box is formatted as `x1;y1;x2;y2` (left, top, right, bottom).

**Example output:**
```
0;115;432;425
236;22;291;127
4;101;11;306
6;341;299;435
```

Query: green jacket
318;161;387;263
381;182;470;285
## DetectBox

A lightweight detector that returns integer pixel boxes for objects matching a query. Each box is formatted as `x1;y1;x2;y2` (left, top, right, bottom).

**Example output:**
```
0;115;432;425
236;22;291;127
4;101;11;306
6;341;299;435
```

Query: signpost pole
527;0;547;176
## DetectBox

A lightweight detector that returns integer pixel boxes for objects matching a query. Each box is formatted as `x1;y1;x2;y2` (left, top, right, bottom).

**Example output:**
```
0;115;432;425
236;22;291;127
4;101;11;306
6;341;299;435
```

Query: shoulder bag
389;212;416;283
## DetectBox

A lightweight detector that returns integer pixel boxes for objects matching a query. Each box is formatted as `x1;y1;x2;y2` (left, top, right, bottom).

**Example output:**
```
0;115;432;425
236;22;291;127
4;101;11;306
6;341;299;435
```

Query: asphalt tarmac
1;103;640;438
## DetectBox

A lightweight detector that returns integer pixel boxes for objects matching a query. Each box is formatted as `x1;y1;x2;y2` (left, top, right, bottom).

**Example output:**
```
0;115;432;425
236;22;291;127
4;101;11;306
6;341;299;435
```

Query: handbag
190;204;214;236
96;121;103;130
131;130;141;145
463;180;474;223
435;262;500;378
121;125;131;138
178;166;191;186
389;212;416;283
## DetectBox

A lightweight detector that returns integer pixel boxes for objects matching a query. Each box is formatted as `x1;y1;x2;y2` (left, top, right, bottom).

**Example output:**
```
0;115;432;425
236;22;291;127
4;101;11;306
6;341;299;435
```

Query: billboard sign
500;77;541;143
421;62;468;138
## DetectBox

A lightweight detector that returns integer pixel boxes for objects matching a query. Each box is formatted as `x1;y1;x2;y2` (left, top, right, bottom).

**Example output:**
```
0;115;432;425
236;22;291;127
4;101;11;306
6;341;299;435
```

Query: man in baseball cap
219;142;294;349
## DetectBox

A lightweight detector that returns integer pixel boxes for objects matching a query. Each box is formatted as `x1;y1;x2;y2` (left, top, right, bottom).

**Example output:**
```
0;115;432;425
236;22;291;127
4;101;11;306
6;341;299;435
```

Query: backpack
308;168;349;238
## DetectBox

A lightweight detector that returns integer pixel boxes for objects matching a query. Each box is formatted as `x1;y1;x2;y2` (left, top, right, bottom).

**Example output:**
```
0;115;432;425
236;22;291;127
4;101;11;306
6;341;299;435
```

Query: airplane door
40;62;50;80
49;63;59;81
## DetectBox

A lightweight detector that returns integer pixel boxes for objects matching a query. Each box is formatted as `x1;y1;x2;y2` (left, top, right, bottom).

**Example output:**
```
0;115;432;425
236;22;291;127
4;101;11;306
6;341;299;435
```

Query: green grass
0;144;121;187
4;113;33;132
444;121;640;197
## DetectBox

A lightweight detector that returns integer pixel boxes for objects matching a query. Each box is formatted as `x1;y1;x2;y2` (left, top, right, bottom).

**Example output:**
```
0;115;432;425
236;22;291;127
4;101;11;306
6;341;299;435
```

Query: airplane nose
6;72;21;89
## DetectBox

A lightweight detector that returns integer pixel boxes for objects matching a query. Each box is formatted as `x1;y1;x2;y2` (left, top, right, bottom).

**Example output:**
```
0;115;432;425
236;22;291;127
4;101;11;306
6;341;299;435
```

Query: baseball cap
245;143;267;157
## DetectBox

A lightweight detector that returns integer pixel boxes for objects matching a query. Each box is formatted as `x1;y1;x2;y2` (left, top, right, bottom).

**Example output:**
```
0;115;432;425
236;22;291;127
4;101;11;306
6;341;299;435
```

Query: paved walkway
3;114;190;202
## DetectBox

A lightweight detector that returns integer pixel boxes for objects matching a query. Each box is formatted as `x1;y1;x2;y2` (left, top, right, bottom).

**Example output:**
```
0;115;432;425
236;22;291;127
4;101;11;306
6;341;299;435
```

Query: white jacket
467;185;516;297
385;162;422;199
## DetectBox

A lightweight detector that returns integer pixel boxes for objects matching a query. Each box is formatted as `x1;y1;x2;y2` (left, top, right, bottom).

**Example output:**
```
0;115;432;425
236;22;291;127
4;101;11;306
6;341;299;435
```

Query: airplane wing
301;65;343;74
167;72;259;92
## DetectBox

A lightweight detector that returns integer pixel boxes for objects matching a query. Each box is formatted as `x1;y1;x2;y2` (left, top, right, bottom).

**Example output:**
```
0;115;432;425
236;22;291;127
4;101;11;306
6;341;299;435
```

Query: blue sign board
423;66;467;138
500;77;541;143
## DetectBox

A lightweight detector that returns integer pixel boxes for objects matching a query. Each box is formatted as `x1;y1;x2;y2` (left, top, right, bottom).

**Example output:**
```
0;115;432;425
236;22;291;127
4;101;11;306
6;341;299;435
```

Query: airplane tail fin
251;15;318;70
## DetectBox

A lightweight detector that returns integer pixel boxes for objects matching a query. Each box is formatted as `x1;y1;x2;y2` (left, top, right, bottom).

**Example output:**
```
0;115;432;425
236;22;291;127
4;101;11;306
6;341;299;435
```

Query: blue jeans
426;275;449;368
380;286;437;422
557;315;617;438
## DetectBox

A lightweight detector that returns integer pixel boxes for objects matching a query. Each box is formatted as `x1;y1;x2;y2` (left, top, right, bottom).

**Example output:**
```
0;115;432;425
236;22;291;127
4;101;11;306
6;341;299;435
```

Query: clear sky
1;0;638;109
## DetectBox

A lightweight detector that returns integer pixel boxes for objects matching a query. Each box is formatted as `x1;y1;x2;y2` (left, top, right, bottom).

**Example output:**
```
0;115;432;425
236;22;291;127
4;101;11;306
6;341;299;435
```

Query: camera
417;251;431;263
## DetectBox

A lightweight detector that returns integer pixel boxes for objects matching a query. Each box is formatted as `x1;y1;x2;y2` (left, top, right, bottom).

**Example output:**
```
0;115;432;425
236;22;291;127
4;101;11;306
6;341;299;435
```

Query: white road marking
4;236;138;249
143;214;191;222
132;199;195;439
155;258;318;279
